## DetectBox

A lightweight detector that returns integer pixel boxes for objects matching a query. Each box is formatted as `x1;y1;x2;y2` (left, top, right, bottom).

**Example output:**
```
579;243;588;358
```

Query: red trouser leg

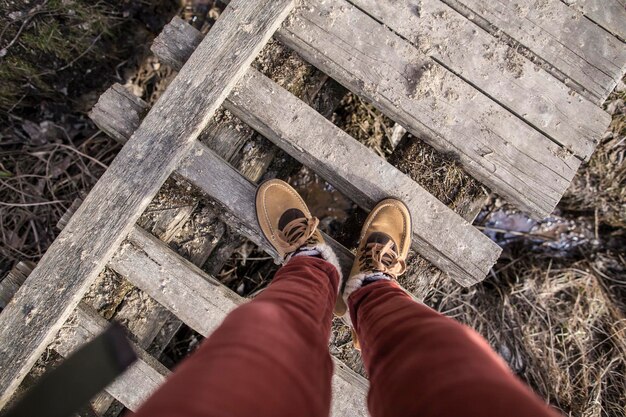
348;280;562;417
134;256;339;417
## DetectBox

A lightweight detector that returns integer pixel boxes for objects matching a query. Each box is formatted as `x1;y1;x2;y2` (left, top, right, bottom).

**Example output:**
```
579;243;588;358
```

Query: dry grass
331;93;396;157
428;256;626;416
0;125;119;276
424;78;626;416
560;87;626;229
389;136;487;213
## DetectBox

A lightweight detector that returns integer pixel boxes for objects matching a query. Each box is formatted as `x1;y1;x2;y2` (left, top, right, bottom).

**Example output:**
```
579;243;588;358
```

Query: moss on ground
0;0;175;118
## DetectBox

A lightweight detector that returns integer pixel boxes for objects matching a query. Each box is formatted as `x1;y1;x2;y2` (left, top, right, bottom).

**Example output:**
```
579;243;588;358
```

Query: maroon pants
134;256;560;417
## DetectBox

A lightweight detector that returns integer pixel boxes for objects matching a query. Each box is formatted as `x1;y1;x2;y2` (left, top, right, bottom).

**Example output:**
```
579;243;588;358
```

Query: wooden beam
274;0;582;218
564;0;626;42
0;0;295;405
447;0;626;102
348;0;610;161
155;17;514;284
90;86;356;277
109;226;369;416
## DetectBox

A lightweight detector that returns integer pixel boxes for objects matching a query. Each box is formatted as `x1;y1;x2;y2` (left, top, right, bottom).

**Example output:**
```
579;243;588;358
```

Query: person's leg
342;198;560;417
134;255;340;417
348;281;561;417
135;179;343;417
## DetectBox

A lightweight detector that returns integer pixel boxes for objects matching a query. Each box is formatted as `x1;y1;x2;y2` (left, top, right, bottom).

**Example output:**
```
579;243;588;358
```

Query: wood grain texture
0;263;34;310
348;0;610;160
88;83;147;144
150;18;501;285
566;0;626;41
53;304;171;412
109;226;369;416
0;0;294;406
275;0;581;218
447;0;626;102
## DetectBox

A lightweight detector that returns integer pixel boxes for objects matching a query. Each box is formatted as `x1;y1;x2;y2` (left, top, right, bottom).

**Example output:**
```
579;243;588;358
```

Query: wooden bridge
1;0;624;414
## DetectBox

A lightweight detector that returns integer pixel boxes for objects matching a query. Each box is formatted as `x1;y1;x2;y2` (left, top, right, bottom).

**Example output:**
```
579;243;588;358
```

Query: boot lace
358;240;406;278
277;216;320;254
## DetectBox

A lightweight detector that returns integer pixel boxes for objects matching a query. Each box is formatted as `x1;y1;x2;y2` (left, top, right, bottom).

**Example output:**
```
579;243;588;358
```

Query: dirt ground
0;1;625;416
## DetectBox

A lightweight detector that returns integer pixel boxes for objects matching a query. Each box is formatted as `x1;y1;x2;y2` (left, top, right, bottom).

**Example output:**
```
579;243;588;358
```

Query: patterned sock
292;247;323;259
361;271;392;286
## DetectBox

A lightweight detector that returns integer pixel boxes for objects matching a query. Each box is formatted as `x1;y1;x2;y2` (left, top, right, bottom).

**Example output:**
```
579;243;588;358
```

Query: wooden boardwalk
0;0;624;414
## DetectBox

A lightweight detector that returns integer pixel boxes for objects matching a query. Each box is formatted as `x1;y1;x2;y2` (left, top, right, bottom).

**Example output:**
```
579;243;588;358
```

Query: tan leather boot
338;198;412;318
256;179;346;315
256;179;324;259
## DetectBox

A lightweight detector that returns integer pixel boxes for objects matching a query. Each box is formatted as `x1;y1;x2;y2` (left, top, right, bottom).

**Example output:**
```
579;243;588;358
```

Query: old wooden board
89;86;356;278
0;0;295;406
448;0;626;103
348;0;610;160
109;226;369;416
228;69;501;284
151;19;500;286
274;0;582;218
1;232;365;414
565;0;626;41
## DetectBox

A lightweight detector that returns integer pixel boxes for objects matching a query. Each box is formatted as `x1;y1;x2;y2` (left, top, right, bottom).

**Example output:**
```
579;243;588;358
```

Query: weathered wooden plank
88;84;147;145
109;226;369;416
0;264;170;412
446;0;626;102
151;17;205;72
0;0;295;405
228;69;501;284
52;304;171;412
152;17;501;285
0;262;34;310
348;0;610;160
275;0;582;218
565;0;626;41
89;85;355;277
